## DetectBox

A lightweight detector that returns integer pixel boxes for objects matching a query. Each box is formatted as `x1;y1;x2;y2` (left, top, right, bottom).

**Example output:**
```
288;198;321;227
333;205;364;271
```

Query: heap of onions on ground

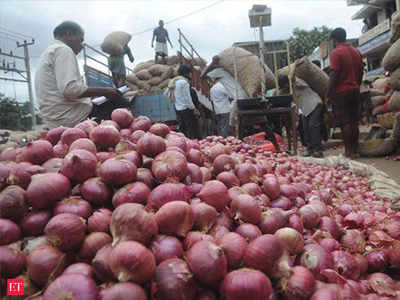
0;108;400;299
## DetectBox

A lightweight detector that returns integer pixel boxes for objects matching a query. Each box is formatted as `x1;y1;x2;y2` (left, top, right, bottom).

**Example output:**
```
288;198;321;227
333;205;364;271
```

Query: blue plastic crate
131;93;176;122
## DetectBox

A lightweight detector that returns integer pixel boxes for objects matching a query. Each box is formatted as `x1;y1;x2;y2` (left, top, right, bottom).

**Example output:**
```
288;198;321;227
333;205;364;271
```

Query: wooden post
17;39;36;128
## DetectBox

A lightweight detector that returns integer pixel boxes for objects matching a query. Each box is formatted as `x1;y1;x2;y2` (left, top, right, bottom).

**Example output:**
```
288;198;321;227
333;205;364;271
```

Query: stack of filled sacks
382;11;400;113
126;57;206;97
369;77;392;116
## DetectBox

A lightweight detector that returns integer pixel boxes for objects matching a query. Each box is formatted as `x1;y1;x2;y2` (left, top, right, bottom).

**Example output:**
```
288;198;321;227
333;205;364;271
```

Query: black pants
89;99;131;123
302;104;323;153
176;109;200;139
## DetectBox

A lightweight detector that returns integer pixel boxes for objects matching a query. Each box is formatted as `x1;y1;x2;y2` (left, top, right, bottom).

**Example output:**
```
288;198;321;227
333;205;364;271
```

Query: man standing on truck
108;44;134;88
151;20;173;64
326;27;364;158
35;21;127;128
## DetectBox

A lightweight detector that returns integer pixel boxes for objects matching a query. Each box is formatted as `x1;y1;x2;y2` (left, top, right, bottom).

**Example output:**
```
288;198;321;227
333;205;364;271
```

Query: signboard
358;31;391;55
84;65;114;88
359;19;391;45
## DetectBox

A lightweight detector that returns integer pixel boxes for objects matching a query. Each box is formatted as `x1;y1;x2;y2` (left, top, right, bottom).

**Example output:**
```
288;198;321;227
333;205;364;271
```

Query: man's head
330;27;346;48
53;21;84;55
177;64;192;79
159;20;164;27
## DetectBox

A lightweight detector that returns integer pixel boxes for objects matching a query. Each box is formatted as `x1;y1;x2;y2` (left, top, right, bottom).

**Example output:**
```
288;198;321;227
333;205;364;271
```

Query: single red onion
61;149;97;182
150;235;183;264
187;149;204;166
310;287;340;300
27;245;66;287
7;162;46;189
184;231;215;250
155;201;194;237
298;204;321;229
341;229;366;253
78;232;112;263
331;250;360;280
99;282;147;300
196;289;218;300
101;119;121;131
207;143;226;161
354;253;369;276
213;154;235;175
280;266;316;300
200;167;212;183
186;240;227;286
192;202;217;232
221;268;272;300
110;203;158;246
42;157;63;173
209;225;230;243
130;116;152;132
262;174;280;200
18;140;54;165
0;246;26;278
69;138;97;154
165;137;188;153
136;133;166;158
259;208;293;234
120;128;132;138
130;129;146;143
241;183;262;196
61;127;87;146
366;249;389;272
280;184;298;201
54;196;92;218
53;142;69;158
147;183;190;210
0;185;27;221
64;263;94;278
26;173;71;210
0;218;21;245
235;163;260;185
155;258;198;300
149;123;170;137
90;125;121;150
197;180;229;211
369;230;393;248
215;209;234;230
88;208;112;234
116;150;142;167
44;213;86;251
236;223;262;242
98;158;137;186
109;240;156;283
218;232;248;270
20;210;52;236
92;244;116;282
80;177;113;206
112;182;151;207
270;196;292;210
43;274;98;300
337;203;353;217
111;108;134;129
21;236;50;256
136;168;155;188
367;272;397;297
217;172;240;188
244;234;284;275
288;214;304;233
46;126;68;145
227;186;248;204
300;244;334;280
74;119;97;136
319;216;342;240
319;238;340;252
0;147;17;161
152;150;188;183
385;220;400;240
275;227;304;255
231;194;261;224
185;162;203;184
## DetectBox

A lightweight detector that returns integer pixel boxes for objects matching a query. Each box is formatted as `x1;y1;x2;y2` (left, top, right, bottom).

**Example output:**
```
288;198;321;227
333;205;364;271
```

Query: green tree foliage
0;93;42;131
288;26;332;61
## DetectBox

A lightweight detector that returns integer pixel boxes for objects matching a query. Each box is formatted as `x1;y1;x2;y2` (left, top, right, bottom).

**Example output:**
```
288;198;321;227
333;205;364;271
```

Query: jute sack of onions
371;95;387;107
359;138;396;157
101;31;131;55
218;46;275;97
390;11;400;44
383;39;400;72
390;91;400;111
148;64;171;77
148;76;162;86
136;69;152;81
389;68;400;91
377;112;397;129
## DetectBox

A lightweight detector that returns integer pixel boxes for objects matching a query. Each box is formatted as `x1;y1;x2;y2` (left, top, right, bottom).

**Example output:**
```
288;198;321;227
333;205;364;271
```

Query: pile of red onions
1;111;400;299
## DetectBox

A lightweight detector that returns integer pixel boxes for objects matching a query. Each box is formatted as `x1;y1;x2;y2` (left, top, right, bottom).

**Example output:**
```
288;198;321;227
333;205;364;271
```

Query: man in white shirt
210;77;231;137
168;65;199;139
35;21;124;129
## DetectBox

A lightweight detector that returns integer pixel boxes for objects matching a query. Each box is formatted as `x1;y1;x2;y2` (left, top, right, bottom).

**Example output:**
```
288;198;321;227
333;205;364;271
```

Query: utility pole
17;39;36;127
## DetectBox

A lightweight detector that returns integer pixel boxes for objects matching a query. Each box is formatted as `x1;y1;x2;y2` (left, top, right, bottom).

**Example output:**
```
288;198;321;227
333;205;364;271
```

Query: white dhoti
155;42;168;56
